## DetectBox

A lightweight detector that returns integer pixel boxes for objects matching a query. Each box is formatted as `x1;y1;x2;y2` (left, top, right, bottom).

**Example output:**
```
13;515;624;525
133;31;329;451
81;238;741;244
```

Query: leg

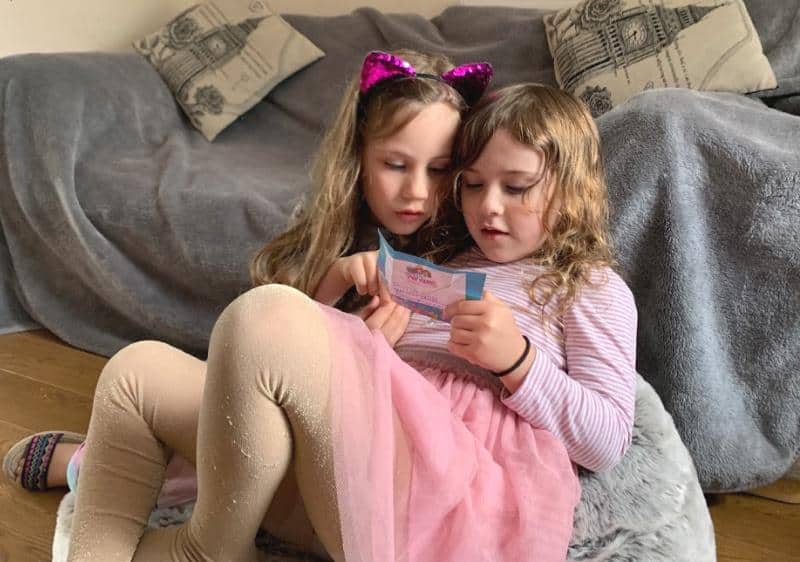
133;284;343;562
66;339;325;561
66;341;206;561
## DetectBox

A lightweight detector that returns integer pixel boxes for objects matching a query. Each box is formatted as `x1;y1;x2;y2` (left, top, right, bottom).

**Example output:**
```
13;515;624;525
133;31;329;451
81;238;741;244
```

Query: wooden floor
0;331;799;562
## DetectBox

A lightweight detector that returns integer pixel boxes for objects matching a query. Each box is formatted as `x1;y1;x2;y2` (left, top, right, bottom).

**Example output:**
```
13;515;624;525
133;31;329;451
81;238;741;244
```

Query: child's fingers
446;340;471;361
352;265;369;295
354;295;381;320
482;291;501;303
365;258;379;296
449;328;474;345
364;300;396;330
444;299;486;320
361;251;379;295
449;314;481;332
383;306;411;344
378;281;394;304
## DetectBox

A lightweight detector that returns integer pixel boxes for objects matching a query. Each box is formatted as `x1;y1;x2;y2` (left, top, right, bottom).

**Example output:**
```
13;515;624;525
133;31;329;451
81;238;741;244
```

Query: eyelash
506;186;531;195
462;182;532;196
384;162;449;174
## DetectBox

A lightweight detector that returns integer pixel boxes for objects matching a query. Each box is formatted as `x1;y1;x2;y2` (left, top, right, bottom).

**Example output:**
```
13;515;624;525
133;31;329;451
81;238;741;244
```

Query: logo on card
405;265;436;287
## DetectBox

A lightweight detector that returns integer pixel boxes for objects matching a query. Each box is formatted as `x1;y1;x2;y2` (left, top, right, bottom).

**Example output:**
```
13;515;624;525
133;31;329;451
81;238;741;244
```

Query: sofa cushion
544;0;776;117
133;1;324;140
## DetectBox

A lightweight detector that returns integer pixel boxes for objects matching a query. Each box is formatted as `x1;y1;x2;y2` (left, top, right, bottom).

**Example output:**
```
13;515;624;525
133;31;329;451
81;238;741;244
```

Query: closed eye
505;185;533;195
384;161;406;171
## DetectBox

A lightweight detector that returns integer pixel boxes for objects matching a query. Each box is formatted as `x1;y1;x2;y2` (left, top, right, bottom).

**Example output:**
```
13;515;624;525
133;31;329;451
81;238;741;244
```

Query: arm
359;286;412;347
501;272;638;472
313;251;379;306
313;259;351;306
314;251;411;347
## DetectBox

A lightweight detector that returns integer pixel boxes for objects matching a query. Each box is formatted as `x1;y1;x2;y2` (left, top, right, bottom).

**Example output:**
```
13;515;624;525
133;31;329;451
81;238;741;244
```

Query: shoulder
585;266;634;299
570;266;637;322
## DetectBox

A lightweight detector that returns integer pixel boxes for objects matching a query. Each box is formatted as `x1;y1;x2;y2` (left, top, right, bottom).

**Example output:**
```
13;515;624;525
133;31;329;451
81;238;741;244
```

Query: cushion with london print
544;0;776;117
134;0;324;140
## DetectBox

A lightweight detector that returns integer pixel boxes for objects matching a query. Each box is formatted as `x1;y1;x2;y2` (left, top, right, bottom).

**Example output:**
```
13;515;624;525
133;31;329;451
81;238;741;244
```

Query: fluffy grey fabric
0;4;797;493
568;376;715;561
52;375;715;562
0;228;36;335
600;88;800;492
746;0;800;99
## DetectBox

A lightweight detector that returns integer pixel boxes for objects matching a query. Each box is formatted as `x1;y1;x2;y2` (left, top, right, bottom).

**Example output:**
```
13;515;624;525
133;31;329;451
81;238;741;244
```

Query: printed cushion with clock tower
544;0;776;117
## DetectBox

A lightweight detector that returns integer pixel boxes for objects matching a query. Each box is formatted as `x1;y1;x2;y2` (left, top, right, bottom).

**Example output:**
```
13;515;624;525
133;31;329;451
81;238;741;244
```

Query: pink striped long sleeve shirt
395;248;638;472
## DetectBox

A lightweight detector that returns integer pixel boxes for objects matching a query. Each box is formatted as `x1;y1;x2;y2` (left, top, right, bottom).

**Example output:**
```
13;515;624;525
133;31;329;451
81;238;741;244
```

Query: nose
478;185;503;216
402;168;431;201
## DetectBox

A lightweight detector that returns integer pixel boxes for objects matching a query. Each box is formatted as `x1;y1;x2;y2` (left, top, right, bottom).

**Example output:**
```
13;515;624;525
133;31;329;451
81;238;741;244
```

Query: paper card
377;231;486;320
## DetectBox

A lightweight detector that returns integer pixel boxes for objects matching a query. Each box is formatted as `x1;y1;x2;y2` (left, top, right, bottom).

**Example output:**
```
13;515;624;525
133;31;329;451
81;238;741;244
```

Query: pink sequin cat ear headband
359;51;494;108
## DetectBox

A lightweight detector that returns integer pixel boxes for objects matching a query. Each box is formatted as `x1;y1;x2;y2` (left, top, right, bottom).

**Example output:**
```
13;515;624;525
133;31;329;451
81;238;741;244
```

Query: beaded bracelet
492;335;531;377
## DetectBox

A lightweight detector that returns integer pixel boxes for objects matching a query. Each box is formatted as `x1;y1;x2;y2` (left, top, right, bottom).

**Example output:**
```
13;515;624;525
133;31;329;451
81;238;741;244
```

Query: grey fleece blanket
0;4;798;492
600;88;800;492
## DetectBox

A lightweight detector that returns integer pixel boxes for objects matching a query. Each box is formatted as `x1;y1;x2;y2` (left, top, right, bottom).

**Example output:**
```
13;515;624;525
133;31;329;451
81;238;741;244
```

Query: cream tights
67;285;342;562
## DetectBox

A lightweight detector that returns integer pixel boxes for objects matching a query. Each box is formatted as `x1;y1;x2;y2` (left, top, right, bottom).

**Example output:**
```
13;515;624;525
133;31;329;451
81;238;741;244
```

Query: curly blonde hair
250;50;466;295
423;83;616;319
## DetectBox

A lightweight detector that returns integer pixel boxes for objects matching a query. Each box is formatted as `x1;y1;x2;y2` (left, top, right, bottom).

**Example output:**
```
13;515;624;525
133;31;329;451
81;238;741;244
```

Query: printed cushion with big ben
544;0;776;117
134;0;324;141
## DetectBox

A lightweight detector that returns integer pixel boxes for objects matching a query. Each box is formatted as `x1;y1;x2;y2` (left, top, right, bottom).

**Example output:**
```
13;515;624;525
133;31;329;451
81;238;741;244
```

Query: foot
45;441;81;488
2;431;85;491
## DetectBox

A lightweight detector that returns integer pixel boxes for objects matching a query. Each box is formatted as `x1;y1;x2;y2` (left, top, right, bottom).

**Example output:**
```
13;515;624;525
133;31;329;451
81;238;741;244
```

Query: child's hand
337;251;379;296
444;291;530;374
356;287;411;347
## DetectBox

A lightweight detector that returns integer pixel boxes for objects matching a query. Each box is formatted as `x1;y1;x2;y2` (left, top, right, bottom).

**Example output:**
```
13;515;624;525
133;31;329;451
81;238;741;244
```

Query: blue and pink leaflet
377;230;485;321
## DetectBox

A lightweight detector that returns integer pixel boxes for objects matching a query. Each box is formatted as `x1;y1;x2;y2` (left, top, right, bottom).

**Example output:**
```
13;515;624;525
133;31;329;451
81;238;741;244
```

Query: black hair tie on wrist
492;335;531;377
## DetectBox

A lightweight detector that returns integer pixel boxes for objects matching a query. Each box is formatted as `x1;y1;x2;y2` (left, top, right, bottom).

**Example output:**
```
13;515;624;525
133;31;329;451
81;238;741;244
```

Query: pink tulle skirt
69;302;579;560
323;306;580;562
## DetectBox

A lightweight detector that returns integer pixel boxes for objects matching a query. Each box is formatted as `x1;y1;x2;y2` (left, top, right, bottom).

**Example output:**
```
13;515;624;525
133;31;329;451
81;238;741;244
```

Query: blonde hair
423;83;616;319
250;49;466;294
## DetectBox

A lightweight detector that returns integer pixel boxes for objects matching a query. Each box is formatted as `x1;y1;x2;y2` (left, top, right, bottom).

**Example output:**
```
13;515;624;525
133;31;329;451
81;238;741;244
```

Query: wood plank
0;532;53;562
0;370;92;434
748;478;800;504
0;331;105;398
709;493;800;561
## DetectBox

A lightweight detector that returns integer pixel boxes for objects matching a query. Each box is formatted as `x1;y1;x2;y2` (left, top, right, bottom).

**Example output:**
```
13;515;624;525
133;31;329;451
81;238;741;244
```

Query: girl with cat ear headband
24;49;495;562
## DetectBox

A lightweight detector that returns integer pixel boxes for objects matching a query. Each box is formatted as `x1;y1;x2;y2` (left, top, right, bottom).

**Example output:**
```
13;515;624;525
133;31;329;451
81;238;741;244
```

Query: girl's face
361;102;460;236
459;128;559;263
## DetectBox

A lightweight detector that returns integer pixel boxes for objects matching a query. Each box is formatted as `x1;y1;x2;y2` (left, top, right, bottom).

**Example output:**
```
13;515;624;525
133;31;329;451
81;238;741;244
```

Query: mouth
480;226;509;238
396;210;426;222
